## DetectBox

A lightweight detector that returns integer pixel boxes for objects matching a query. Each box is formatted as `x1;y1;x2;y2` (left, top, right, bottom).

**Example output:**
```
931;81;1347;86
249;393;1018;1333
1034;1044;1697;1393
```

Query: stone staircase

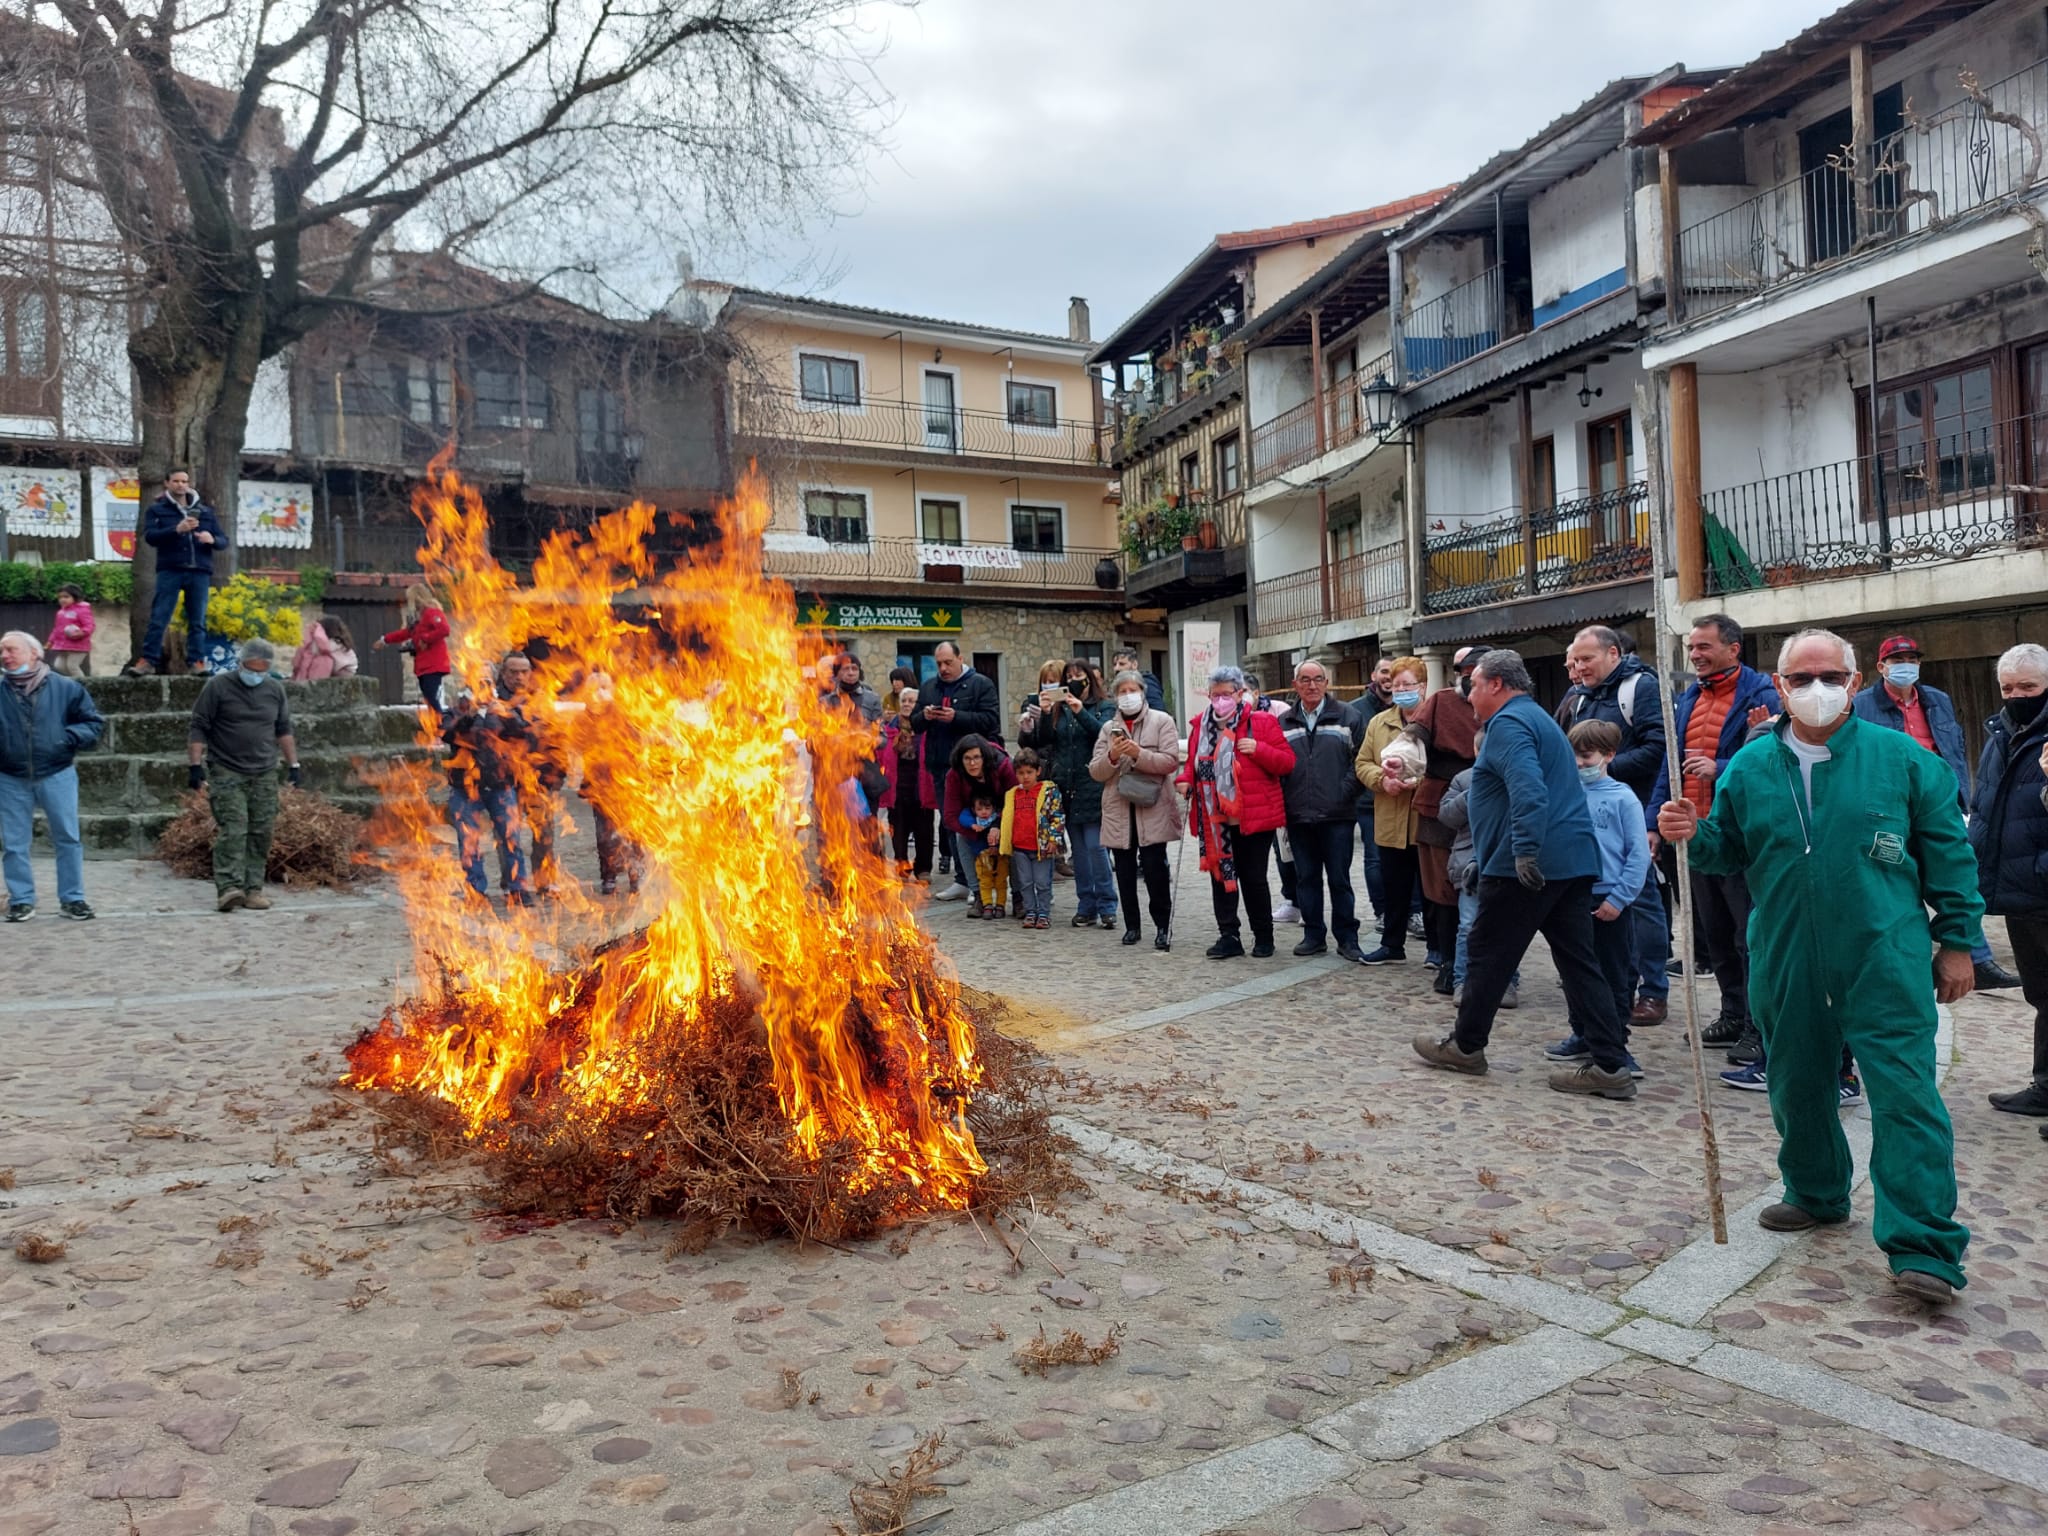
71;674;427;857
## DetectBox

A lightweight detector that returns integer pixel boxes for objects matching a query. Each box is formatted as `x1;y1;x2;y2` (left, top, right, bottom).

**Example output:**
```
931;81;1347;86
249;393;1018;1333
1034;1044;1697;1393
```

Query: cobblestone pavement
2;846;2047;1536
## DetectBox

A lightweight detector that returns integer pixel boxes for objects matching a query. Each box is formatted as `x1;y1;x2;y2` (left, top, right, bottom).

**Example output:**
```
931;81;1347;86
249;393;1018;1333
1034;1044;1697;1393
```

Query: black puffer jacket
1278;696;1365;825
1024;696;1114;827
1556;654;1665;802
1971;702;2048;916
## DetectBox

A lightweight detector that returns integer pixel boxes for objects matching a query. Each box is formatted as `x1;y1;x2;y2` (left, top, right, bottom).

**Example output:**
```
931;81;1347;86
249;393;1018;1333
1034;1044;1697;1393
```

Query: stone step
80;675;388;715
75;745;430;815
92;704;425;756
73;792;387;858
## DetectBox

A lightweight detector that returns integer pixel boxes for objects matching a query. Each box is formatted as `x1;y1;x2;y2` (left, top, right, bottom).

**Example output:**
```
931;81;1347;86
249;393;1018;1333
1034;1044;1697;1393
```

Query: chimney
1068;296;1091;344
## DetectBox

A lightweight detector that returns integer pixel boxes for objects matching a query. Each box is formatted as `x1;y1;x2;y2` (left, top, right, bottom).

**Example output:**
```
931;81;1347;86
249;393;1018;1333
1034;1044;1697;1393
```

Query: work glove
187;763;207;791
1515;855;1545;891
287;764;303;788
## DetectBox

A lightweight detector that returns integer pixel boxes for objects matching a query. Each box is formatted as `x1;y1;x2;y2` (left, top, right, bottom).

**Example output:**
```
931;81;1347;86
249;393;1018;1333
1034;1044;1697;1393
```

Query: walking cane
1164;800;1187;946
1637;382;1729;1244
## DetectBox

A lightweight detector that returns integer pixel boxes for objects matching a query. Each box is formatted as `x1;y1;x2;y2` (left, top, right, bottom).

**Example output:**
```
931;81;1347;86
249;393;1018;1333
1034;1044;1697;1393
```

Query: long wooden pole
1638;377;1728;1244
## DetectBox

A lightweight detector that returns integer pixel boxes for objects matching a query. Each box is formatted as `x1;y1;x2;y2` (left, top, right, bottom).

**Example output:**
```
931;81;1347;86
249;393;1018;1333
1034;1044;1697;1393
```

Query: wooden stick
1637;379;1730;1245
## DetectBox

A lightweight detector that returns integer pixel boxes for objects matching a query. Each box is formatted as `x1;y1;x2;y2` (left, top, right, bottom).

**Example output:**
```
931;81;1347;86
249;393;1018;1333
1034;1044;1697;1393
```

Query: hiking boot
1989;1082;2048;1116
1758;1202;1821;1232
1548;1061;1637;1101
59;900;94;921
1358;946;1405;965
1976;959;2023;990
1206;935;1245;960
1293;938;1328;957
1629;996;1669;1025
241;890;272;911
216;891;245;914
1412;1033;1487;1075
1726;1025;1763;1065
5;903;32;923
1893;1270;1955;1307
1700;1013;1743;1047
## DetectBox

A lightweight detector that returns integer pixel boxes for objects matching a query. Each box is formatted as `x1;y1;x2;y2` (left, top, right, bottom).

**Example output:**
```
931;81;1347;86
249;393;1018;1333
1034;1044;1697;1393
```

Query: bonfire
344;464;1055;1244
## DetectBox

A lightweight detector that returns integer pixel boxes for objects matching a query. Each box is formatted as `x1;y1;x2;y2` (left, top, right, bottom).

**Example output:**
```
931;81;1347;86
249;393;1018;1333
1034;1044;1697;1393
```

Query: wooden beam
1849;41;1875;236
1517;381;1538;598
1309;306;1327;457
1659;147;1685;327
1669;362;1704;603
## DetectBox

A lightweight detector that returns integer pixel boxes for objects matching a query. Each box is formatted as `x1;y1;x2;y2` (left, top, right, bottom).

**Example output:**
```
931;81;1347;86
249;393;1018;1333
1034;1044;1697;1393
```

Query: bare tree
3;0;897;644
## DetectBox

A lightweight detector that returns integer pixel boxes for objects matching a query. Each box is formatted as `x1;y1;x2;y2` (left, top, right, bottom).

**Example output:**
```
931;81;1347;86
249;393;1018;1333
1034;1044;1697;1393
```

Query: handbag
1115;769;1162;806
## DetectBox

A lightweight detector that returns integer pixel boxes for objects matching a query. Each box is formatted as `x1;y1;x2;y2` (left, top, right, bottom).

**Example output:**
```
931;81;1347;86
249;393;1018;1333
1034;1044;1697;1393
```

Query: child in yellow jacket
1000;749;1067;928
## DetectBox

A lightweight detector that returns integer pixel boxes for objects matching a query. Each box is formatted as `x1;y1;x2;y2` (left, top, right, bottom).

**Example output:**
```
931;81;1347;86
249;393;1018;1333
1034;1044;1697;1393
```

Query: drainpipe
1868;296;1892;568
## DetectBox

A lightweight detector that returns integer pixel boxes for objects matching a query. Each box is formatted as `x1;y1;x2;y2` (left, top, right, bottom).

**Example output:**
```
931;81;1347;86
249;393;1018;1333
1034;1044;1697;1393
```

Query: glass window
394;358;452;427
1877;362;1996;509
473;365;547;430
920;499;962;544
805;489;868;543
1007;381;1057;427
1179;451;1201;494
1530;436;1556;511
1214;434;1241;496
577;386;622;453
1011;504;1063;552
1073;640;1105;670
799;353;860;406
1587;415;1632;498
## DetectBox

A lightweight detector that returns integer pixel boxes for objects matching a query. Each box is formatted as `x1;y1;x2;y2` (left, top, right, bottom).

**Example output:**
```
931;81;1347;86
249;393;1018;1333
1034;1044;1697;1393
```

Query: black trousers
1114;843;1173;936
1378;843;1422;954
1210;827;1275;943
1290;820;1360;948
890;802;933;875
2006;913;2048;1083
1429;896;1460;969
1590;911;1635;1038
1693;869;1753;1026
1455;874;1627;1072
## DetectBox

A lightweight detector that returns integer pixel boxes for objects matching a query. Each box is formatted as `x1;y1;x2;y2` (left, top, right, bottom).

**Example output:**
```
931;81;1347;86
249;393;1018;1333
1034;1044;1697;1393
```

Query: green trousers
210;769;279;896
1759;963;1968;1289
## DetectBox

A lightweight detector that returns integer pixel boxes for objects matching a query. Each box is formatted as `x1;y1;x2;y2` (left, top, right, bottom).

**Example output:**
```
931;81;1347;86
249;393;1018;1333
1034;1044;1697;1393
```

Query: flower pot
1094;556;1121;590
1196;518;1219;551
1180;535;1200;552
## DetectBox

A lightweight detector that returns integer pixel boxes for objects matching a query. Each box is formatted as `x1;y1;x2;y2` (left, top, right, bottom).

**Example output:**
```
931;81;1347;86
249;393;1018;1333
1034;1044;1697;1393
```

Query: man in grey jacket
1278;659;1366;961
189;637;301;913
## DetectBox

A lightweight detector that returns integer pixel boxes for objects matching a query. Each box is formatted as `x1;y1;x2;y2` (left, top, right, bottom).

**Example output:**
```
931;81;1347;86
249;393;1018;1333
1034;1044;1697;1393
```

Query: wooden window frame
804;488;870;544
1178;450;1201;496
1214;432;1242;497
1005;380;1057;429
1585;413;1633;496
919;497;964;545
798;352;861;407
1856;349;2009;522
1529;434;1556;513
0;285;58;417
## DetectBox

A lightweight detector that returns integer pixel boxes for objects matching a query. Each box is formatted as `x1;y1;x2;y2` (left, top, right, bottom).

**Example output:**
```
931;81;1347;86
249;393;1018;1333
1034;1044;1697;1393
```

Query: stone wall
833;600;1143;711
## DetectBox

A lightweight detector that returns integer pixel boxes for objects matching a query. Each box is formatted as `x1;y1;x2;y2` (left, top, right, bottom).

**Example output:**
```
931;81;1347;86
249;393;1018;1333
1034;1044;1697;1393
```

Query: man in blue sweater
1413;650;1635;1101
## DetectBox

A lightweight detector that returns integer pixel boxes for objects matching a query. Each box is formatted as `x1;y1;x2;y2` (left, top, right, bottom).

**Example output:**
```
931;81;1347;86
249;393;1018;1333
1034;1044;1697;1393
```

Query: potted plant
1196;514;1219;550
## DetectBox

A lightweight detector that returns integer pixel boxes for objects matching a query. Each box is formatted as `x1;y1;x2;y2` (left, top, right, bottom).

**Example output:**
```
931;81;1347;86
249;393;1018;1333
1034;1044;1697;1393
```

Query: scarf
1190;708;1242;891
4;662;48;699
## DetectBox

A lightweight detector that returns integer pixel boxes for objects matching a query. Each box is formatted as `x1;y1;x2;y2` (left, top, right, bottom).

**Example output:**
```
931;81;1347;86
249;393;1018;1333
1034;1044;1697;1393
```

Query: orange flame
344;462;985;1207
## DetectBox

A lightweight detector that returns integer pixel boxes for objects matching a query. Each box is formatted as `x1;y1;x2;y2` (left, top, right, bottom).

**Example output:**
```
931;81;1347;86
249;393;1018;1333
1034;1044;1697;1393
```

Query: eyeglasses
1782;671;1852;688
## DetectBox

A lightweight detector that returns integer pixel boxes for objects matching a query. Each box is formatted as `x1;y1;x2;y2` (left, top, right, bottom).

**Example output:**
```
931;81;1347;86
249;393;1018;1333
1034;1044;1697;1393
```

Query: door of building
923;371;959;453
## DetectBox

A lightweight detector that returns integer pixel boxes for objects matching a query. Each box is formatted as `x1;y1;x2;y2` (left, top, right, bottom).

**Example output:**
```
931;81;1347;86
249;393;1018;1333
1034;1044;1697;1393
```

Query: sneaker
1293;938;1329;957
1700;1013;1743;1046
1407;915;1428;942
1727;1025;1763;1065
1358;946;1406;966
1206;935;1245;960
1989;1082;2048;1115
4;903;32;922
931;882;970;903
1625;1053;1645;1080
241;890;272;911
1071;913;1094;928
216;891;244;914
1272;902;1301;925
1720;1061;1769;1092
599;878;618;896
1839;1074;1865;1108
1250;939;1275;959
1544;1034;1591;1062
1413;1033;1487;1075
967;898;984;918
58;900;94;921
1499;984;1519;1010
1099;915;1119;931
1629;997;1669;1025
1425;951;1443;970
1976;959;2023;990
1666;957;1684;976
1549;1062;1637;1100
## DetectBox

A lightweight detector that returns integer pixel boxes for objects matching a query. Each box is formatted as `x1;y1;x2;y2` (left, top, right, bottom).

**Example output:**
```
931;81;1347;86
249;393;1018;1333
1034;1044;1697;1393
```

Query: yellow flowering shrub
171;574;304;644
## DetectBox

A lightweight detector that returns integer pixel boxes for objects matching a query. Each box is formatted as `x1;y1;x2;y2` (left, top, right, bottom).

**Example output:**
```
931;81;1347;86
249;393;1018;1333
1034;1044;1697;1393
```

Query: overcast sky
734;0;1841;340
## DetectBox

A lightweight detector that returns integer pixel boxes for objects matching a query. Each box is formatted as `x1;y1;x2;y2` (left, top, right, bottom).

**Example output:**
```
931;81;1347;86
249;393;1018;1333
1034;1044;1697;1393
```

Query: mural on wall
1;467;83;539
238;481;314;549
90;468;140;561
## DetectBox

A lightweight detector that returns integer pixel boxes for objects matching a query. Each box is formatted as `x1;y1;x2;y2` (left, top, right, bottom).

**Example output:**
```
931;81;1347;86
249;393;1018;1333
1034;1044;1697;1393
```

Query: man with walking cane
1659;628;1977;1307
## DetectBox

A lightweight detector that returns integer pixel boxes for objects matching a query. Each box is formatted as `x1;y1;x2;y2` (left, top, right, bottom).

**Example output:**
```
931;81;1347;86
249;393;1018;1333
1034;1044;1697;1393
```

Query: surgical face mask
1116;692;1145;717
1392;688;1422;709
2;661;32;677
1209;696;1239;722
237;667;268;687
1457;675;1472;697
1578;762;1607;784
1884;662;1920;688
1786;679;1848;729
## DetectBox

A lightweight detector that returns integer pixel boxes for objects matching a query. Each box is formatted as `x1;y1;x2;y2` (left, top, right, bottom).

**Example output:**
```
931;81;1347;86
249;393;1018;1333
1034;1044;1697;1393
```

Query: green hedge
0;561;134;606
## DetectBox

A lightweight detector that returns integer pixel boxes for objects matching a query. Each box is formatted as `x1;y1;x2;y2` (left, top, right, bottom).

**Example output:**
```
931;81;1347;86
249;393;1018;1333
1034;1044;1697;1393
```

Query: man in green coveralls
1659;628;1979;1307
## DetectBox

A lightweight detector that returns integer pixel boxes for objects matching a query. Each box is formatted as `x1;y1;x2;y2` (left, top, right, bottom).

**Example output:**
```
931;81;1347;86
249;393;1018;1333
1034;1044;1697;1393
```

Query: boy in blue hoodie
1547;720;1648;1076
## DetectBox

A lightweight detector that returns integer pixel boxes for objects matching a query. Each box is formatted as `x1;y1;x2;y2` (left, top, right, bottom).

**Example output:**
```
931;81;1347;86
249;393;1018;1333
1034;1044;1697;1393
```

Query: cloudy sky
736;0;1841;340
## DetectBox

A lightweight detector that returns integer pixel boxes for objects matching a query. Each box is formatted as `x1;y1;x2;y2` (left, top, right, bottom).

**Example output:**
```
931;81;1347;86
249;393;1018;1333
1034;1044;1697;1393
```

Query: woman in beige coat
1354;655;1428;964
1091;668;1184;951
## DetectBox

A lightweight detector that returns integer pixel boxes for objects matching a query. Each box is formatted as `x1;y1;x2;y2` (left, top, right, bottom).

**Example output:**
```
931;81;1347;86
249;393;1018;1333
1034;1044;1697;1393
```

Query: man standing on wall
134;470;228;677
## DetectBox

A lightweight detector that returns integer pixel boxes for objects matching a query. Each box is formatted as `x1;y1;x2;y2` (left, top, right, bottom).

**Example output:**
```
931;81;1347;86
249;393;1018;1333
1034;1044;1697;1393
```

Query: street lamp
1360;371;1407;445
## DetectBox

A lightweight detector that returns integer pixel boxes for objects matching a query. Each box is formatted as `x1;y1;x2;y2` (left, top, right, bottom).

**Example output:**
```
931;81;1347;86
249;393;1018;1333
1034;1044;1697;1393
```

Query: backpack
1572;670;1651;728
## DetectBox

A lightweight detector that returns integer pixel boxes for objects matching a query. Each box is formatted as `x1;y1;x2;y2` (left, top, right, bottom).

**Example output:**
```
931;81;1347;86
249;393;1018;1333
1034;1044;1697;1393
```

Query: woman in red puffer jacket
1178;665;1295;959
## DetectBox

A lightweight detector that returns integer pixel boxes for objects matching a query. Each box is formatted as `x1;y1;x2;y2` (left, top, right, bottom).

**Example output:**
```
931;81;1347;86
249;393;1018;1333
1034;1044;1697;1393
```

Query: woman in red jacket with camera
374;586;452;716
1179;665;1295;959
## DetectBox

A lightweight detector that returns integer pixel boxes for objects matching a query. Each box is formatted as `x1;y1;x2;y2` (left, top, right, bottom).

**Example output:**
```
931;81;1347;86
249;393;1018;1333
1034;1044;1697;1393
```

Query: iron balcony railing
1676;56;2048;322
1247;349;1393;483
735;384;1110;469
1702;415;2044;596
1422;482;1651;613
762;535;1119;591
1122;491;1246;570
1397;268;1504;384
1251;538;1408;635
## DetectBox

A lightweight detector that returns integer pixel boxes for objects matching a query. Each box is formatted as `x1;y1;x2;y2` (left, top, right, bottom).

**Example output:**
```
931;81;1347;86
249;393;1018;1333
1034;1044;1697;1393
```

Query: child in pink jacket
45;584;94;677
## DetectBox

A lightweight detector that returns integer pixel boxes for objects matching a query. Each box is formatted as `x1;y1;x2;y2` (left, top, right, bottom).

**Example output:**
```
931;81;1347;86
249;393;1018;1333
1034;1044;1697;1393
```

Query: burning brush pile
344;466;1070;1245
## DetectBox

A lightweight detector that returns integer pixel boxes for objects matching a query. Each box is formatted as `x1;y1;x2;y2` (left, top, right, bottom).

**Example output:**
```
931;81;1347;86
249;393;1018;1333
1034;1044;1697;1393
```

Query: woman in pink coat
291;616;359;680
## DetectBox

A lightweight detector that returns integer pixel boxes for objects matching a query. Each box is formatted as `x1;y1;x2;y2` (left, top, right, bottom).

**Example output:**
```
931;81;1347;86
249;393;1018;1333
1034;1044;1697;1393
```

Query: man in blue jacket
0;631;104;921
1648;614;1780;1061
1972;643;2048;1118
1413;649;1634;1101
1853;633;2019;991
137;469;229;676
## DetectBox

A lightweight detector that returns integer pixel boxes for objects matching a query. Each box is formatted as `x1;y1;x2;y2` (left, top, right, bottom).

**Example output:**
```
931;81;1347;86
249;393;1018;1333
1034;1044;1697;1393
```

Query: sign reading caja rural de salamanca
803;600;962;633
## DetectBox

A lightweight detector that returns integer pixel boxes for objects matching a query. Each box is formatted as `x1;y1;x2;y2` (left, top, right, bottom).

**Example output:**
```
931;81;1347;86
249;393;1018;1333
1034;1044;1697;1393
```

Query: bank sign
802;599;962;633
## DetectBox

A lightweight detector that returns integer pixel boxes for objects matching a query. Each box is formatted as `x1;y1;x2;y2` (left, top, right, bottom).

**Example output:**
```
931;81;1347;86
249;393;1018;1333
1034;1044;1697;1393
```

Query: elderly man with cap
0;630;104;922
1661;627;1978;1306
1853;634;2018;991
188;637;301;913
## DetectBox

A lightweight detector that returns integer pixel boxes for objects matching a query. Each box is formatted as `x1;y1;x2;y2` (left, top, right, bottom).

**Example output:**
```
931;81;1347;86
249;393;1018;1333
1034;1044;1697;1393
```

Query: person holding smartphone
1178;665;1295;959
1025;659;1117;927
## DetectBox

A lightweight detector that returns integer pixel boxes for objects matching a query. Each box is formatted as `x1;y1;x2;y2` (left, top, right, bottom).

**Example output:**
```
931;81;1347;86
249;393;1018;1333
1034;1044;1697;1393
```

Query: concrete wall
1168;596;1250;717
1530;151;1627;308
768;456;1117;548
1247;346;1313;429
1404;235;1490;313
1248;486;1325;583
1250;234;1364;318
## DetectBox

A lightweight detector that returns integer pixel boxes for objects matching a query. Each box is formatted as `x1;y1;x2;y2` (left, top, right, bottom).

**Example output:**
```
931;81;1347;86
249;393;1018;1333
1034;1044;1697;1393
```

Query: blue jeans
1454;886;1520;992
1630;866;1670;1001
142;569;210;666
1013;852;1055;921
0;767;84;907
450;785;529;896
1291;820;1359;948
1070;821;1116;919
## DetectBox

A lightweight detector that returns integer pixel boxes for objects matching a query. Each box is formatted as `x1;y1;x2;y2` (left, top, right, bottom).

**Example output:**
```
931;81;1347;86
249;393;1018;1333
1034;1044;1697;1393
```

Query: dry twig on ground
840;1431;954;1535
1012;1322;1124;1376
12;1231;65;1263
156;788;369;888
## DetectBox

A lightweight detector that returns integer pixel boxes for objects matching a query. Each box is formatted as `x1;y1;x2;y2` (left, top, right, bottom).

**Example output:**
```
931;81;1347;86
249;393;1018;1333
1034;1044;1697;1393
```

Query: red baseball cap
1877;635;1921;661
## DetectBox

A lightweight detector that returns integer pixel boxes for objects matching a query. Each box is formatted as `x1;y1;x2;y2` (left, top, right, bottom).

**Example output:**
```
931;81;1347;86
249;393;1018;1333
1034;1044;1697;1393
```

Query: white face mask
1116;692;1144;717
1786;680;1849;729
